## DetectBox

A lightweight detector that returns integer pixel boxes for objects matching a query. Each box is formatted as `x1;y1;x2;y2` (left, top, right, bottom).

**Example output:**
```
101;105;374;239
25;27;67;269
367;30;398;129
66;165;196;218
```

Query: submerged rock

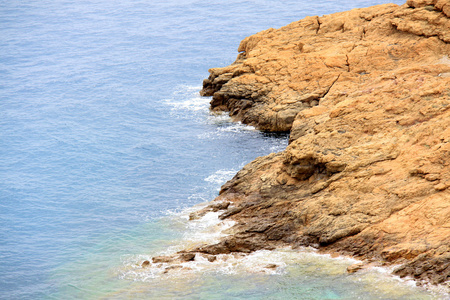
163;265;183;274
201;254;217;262
265;264;278;269
347;263;365;274
178;253;196;262
152;255;175;264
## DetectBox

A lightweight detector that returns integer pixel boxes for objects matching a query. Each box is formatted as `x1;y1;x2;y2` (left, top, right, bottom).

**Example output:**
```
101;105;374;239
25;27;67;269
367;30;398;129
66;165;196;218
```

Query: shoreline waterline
114;205;449;299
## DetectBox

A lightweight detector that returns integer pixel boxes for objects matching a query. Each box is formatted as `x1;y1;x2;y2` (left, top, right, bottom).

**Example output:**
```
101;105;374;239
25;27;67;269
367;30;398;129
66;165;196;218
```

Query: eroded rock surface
157;0;450;290
201;0;450;133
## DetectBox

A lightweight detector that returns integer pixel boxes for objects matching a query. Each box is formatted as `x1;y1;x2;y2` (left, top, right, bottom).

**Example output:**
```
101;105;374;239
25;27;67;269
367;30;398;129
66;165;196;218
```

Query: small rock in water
141;260;150;268
265;264;278;269
152;255;174;263
189;212;200;220
163;265;183;274
178;253;196;262
202;254;217;262
347;263;365;274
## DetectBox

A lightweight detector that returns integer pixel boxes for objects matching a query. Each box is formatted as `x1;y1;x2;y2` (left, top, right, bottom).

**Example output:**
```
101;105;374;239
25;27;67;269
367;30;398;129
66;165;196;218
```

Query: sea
1;0;448;299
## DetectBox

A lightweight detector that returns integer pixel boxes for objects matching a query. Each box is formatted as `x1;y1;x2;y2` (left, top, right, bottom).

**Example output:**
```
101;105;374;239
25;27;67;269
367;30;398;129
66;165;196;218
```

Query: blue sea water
1;0;446;299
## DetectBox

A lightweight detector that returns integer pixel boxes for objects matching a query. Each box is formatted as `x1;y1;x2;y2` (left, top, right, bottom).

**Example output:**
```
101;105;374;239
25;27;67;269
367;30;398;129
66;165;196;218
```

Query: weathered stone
210;201;231;212
202;254;217;262
152;255;174;264
219;206;244;220
265;264;278;269
347;262;365;274
186;1;450;290
178;253;196;262
189;201;232;220
201;3;450;132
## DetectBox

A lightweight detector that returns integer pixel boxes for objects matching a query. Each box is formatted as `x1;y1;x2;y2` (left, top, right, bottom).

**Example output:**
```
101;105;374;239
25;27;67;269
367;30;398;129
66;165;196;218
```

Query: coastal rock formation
157;0;450;290
201;0;450;133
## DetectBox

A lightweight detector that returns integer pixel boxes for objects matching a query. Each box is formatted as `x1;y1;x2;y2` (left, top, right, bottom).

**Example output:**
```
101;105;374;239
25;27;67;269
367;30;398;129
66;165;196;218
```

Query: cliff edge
155;0;450;289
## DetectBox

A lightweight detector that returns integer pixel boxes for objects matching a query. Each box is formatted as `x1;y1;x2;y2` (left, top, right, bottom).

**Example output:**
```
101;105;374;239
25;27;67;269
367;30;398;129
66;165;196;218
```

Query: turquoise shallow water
1;0;447;299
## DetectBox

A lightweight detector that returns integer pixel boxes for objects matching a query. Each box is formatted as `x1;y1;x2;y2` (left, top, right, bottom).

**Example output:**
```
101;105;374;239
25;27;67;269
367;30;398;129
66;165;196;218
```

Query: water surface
1;0;445;299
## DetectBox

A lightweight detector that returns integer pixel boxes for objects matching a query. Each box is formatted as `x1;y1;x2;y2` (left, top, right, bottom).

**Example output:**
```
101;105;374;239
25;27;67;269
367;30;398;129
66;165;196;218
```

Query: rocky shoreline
148;0;450;291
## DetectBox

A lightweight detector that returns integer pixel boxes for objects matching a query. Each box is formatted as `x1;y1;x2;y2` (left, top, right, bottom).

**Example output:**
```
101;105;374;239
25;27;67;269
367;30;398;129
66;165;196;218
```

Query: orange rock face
190;0;450;289
201;1;450;132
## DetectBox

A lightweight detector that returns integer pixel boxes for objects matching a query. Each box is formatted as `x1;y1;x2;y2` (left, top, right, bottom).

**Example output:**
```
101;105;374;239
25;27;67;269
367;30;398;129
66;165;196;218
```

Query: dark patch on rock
178;253;196;262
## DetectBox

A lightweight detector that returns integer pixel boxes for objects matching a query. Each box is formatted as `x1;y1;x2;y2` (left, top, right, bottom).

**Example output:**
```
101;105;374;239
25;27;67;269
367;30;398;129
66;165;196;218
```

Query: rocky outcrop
201;0;450;133
158;0;450;290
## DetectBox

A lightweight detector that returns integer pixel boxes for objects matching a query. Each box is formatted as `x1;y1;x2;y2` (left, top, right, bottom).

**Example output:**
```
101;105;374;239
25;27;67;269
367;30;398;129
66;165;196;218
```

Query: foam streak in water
204;169;237;185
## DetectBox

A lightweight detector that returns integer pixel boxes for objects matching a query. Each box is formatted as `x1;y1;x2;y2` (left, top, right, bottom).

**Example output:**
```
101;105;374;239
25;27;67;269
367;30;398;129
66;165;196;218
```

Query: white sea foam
162;200;210;220
185;211;235;240
197;123;256;140
165;85;261;143
205;111;231;123
119;209;236;280
119;235;449;298
164;85;209;112
204;169;237;185
121;246;356;283
165;95;210;112
205;111;256;131
217;122;256;132
164;86;258;139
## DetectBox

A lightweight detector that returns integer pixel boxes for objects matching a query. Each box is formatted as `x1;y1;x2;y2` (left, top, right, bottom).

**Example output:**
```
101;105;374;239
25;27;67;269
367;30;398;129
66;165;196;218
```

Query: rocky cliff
153;0;450;290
